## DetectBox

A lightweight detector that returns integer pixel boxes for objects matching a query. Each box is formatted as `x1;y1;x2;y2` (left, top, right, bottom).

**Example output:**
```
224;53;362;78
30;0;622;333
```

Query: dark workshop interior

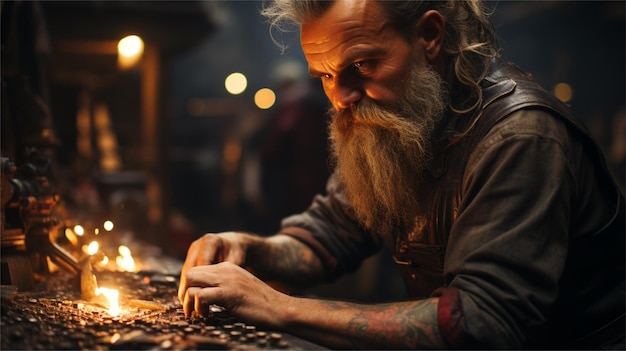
1;1;624;350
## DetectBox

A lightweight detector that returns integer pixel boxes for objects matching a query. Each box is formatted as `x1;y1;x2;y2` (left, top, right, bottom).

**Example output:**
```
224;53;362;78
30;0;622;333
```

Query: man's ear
415;10;445;63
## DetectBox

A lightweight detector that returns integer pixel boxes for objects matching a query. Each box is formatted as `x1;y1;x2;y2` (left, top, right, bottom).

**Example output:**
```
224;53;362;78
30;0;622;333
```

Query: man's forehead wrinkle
302;19;363;47
302;25;374;55
301;2;389;54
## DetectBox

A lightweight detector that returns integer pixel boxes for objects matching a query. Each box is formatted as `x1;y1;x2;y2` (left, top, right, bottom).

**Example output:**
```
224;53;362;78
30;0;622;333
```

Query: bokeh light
117;35;144;57
117;35;144;69
553;82;573;103
254;88;276;109
225;72;247;95
87;241;99;255
103;220;114;231
74;225;85;236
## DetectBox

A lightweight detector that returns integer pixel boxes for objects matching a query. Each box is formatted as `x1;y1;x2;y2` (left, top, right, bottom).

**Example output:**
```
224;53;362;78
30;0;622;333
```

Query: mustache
331;99;403;133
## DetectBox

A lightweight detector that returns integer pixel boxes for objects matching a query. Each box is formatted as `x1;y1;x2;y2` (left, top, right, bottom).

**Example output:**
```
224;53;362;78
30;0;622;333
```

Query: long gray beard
329;63;447;235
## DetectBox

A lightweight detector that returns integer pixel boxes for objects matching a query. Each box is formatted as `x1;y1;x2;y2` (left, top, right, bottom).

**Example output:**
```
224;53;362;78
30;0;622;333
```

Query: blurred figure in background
259;60;330;233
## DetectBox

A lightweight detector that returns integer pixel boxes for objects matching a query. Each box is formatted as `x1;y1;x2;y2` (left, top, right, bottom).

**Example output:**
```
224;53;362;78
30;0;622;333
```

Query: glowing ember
103;220;114;231
119;245;132;257
95;287;120;316
86;241;99;255
116;245;136;272
74;225;85;236
64;227;79;246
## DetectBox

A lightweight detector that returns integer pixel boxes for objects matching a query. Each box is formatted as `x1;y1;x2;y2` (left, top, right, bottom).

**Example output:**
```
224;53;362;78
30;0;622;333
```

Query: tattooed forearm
319;298;444;349
247;235;325;287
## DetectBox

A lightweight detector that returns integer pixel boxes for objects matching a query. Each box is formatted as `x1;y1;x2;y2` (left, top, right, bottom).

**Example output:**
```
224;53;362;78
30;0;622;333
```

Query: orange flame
95;287;120;316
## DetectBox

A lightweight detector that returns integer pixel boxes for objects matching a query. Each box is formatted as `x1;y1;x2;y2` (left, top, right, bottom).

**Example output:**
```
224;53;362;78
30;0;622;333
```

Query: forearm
273;295;445;349
246;234;326;290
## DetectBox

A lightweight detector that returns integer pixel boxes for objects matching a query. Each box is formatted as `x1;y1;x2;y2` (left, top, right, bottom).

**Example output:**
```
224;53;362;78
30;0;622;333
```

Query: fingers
178;232;252;303
183;287;215;318
178;234;224;302
182;286;194;317
181;266;212;296
181;267;222;318
179;263;277;326
178;244;198;302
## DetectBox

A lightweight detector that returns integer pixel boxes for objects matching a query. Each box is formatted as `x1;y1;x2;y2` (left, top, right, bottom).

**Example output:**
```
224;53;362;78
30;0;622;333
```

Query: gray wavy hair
261;0;500;114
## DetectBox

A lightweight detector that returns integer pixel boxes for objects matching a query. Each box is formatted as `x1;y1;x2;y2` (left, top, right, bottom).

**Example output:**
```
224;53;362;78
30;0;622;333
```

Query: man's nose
331;80;362;110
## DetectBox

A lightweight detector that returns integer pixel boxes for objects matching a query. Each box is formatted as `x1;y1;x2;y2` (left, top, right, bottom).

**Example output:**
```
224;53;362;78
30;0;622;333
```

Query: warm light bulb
117;35;144;69
118;35;144;57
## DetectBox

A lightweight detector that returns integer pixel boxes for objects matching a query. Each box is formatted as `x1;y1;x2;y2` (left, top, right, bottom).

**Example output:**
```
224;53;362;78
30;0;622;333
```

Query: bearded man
178;1;625;348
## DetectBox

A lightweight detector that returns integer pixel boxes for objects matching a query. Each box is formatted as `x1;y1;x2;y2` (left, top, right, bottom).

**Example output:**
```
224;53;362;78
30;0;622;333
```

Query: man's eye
323;74;332;79
353;61;372;74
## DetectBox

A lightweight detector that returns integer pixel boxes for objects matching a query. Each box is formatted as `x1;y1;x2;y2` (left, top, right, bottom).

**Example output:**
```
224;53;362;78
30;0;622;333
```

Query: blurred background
2;0;624;301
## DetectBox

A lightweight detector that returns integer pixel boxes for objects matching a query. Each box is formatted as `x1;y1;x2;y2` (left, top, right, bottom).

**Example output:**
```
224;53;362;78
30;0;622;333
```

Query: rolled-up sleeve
435;110;575;348
280;173;382;281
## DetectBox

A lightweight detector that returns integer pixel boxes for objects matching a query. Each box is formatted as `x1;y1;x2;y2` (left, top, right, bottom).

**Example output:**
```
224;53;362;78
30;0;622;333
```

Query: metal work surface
1;270;325;350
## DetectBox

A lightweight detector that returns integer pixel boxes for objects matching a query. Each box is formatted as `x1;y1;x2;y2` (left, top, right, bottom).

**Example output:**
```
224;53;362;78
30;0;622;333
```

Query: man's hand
182;262;444;349
178;232;260;303
176;232;444;349
181;262;287;322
